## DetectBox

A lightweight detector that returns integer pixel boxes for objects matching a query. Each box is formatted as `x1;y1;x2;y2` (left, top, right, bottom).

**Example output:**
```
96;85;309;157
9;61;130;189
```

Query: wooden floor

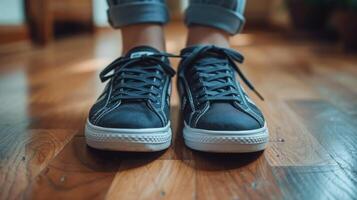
1;23;357;200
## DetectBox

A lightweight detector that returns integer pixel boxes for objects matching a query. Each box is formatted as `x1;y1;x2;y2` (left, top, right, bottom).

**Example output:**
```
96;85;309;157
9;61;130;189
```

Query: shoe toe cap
195;103;262;131
92;102;163;129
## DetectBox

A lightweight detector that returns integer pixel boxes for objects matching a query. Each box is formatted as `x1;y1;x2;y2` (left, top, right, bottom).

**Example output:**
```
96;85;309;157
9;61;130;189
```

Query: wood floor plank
272;165;357;200
314;61;357;94
0;129;76;200
194;152;282;200
27;64;100;131
106;160;195;200
262;100;335;167
24;137;120;200
288;100;357;171
306;74;357;118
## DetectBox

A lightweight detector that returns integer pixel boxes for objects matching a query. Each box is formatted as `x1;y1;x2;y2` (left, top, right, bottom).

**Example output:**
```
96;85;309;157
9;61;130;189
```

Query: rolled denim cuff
185;4;245;35
108;2;169;28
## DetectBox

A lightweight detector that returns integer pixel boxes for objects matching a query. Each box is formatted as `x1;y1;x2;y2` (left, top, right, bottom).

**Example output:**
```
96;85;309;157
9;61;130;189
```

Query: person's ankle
121;24;166;54
186;25;230;48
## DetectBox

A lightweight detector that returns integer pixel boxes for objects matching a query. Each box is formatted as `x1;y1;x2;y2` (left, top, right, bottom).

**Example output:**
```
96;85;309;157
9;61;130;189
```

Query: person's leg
85;0;174;152
178;0;269;153
121;24;166;53
185;0;246;47
107;0;169;53
187;26;231;48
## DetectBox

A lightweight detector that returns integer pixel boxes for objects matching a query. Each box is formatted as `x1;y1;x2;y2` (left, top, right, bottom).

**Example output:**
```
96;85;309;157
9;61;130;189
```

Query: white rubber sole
85;120;172;152
183;122;269;153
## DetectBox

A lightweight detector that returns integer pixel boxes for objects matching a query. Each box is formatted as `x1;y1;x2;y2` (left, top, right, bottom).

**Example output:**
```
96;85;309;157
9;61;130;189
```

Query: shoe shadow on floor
191;151;264;171
172;105;265;171
86;146;166;169
78;138;166;172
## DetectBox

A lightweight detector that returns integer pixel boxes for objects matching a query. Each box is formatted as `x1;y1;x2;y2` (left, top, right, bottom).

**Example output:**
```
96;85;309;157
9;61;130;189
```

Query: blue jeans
107;0;246;35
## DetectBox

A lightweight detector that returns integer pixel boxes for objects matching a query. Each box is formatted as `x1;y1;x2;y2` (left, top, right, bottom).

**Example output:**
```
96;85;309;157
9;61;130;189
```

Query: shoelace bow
100;53;177;102
180;45;264;104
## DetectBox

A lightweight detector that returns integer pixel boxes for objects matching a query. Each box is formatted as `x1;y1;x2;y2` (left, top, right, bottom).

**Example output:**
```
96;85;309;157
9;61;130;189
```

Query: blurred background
0;0;356;49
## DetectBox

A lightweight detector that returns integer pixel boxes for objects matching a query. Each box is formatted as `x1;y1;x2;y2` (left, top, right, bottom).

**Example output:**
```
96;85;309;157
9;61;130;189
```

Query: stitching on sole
85;121;172;144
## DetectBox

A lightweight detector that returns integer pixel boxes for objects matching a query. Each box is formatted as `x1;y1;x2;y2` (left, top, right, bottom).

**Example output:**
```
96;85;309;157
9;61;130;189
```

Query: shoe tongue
125;46;161;59
181;45;226;63
196;55;225;65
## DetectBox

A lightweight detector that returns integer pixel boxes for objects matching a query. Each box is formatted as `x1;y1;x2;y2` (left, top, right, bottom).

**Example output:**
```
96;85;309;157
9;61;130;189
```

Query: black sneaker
178;45;269;153
85;46;176;152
